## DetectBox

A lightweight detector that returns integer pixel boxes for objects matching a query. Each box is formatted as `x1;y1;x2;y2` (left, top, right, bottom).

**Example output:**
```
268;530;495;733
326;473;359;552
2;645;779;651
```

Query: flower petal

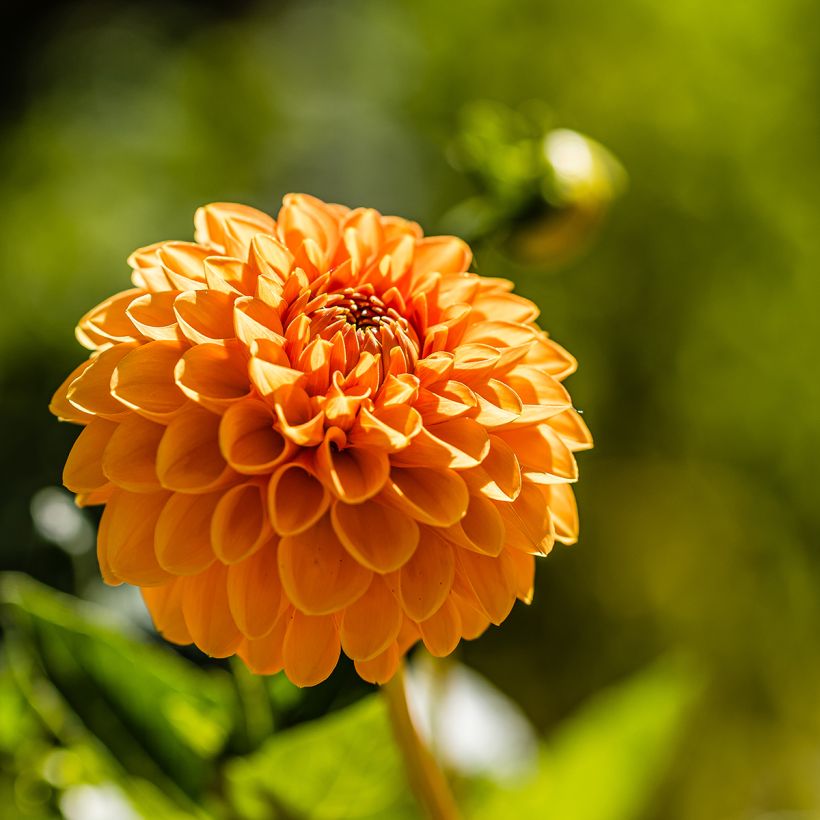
282;610;341;688
278;515;372;615
418;598;462;657
237;610;289;674
268;462;329;536
211;481;270;564
460;434;522;502
68;343;137;419
390;418;490;470
63;418;118;493
98;489;172;586
141;579;191;644
50;360;95;424
412;236;472;276
548;483;579;545
354;643;400;685
397;526;455;621
446;493;506;556
381;467;469;527
174;290;236;344
455;549;517;625
126;291;184;341
499;425;578;483
219;398;291;475
156;407;236;493
76;288;143;348
330;498;419;573
340;575;402;661
316;430;390;503
182;562;242;658
175;340;252;413
111;340;188;422
154;491;219;575
227;543;284;640
102;413;164;492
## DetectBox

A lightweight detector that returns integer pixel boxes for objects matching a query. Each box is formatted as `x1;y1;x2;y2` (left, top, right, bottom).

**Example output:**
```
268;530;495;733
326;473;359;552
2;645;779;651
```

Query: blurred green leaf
226;694;419;820
0;573;236;815
468;656;701;820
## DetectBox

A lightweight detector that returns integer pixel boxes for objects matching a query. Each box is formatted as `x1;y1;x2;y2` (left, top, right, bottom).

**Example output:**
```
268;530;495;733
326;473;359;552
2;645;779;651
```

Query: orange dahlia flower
50;194;591;687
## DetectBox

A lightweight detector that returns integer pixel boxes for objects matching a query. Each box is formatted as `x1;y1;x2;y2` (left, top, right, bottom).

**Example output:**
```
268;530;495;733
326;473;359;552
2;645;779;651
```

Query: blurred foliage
0;575;697;819
2;0;820;817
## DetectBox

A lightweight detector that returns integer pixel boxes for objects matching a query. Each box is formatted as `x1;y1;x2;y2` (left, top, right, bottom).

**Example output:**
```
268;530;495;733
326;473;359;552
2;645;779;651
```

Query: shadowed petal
282;610;341;687
418;598;462;657
340;575;403;661
381;467;469;527
102;413;164;492
397;526;455;621
211;481;270;563
63;418;117;493
278;515;371;615
268;462;329;536
182;562;242;658
155;491;219;575
330;498;419;572
227;543;284;640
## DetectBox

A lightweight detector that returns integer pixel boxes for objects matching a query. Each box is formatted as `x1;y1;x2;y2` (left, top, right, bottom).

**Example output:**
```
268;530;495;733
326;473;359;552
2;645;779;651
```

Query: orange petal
315;430;390;503
237;610;289;674
381;467;469;527
233;295;284;348
498;425;578;483
77;485;114;508
390;418;490;470
110;340;188;422
50;360;95;424
194;202;276;256
548;483;579;545
348;405;422;452
101;413;164;492
181;562;242;658
412;236;472;276
211;481;270;563
397;526;455;621
154;491;219;575
63;418;117;493
98;489;172;586
278;516;371;615
446;493;505;556
499;479;553;551
340;575;402;661
219;398;291;475
67;343;137;419
175;340;252;413
156;407;236;493
455;549;517;625
174;290;236;344
418;598;462;658
330;498;419;573
141;579;192;644
271;384;324;446
282;610;341;687
460;434;522;502
267;462;329;536
159;243;209;289
127;291;185;341
355;643;400;685
506;548;536;603
452;593;491;641
547;408;594;452
203;256;256;295
76;288;143;348
227;543;284;639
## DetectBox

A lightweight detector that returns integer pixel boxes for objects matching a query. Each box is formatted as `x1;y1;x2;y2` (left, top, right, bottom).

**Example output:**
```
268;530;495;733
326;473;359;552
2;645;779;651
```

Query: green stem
382;662;461;820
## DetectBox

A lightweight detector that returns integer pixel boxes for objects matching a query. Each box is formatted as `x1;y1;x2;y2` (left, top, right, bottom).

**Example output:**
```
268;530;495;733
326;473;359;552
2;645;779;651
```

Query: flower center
307;287;420;374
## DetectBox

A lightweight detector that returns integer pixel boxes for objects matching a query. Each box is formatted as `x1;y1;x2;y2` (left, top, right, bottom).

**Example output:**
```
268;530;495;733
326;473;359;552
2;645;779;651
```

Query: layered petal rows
51;194;592;686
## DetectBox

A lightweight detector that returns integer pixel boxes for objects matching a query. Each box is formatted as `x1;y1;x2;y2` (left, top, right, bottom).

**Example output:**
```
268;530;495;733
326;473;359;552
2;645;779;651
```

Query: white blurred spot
30;487;94;555
544;129;596;188
60;784;139;820
405;657;538;782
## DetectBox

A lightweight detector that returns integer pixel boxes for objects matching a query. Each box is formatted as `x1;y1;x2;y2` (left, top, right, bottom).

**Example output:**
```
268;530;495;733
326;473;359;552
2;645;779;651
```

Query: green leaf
468;656;701;820
226;694;420;820
0;573;236;810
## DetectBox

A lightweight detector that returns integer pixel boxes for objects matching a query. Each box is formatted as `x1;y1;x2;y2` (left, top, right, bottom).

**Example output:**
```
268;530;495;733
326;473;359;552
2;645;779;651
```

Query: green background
2;1;819;817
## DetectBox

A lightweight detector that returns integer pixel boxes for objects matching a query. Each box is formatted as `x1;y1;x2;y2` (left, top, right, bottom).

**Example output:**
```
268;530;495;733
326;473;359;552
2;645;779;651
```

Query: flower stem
382;662;461;820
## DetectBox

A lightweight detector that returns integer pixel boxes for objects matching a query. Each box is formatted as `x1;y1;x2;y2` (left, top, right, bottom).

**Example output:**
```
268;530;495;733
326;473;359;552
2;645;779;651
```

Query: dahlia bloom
50;194;591;687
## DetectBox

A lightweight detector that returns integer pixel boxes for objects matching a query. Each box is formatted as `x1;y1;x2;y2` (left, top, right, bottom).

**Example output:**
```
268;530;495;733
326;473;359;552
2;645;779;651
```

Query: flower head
51;194;591;687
